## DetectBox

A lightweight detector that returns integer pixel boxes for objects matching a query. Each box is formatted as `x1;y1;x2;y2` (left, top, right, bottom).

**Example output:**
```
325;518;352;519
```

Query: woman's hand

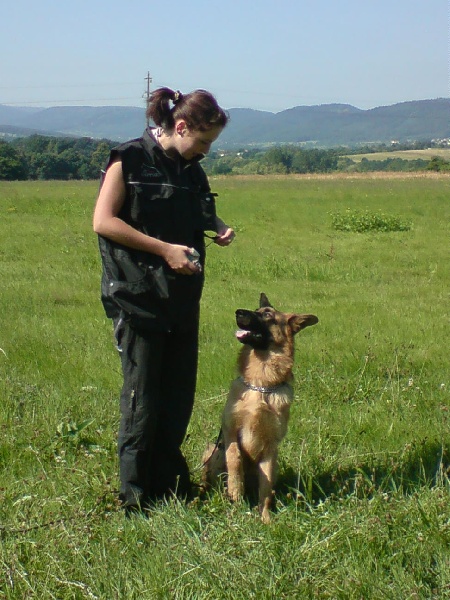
162;244;201;275
214;217;236;247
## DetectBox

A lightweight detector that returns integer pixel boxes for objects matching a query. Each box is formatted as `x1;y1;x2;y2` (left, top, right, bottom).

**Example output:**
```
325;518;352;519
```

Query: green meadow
1;173;449;599
347;148;450;162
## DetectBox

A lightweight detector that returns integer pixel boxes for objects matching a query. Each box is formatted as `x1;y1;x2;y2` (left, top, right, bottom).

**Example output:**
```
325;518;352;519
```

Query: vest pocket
108;262;169;312
128;182;174;229
101;241;171;327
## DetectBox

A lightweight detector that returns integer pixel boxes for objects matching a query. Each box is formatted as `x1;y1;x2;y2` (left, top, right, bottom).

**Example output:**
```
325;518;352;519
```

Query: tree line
202;144;450;175
0;135;448;181
0;135;115;181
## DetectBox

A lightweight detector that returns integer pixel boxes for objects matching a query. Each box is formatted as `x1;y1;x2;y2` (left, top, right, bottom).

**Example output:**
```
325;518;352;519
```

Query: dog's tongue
236;329;250;340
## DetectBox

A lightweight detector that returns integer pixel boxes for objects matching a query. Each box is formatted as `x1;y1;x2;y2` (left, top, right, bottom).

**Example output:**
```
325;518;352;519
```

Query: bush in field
330;209;412;232
426;156;450;172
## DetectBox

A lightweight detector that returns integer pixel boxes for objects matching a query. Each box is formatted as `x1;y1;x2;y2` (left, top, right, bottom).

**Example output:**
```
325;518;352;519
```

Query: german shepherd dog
202;293;318;523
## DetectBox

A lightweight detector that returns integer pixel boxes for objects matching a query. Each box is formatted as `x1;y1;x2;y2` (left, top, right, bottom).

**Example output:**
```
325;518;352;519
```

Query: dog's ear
288;313;319;334
259;293;273;308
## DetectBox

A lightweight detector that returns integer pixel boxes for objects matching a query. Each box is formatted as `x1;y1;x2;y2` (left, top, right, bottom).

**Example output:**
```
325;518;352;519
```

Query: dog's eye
262;309;274;319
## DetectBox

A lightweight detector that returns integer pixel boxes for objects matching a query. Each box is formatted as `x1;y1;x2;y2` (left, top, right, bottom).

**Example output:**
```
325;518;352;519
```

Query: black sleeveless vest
98;129;217;332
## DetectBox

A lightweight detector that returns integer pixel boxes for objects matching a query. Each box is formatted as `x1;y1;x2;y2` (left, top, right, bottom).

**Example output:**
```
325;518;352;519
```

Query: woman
93;87;235;512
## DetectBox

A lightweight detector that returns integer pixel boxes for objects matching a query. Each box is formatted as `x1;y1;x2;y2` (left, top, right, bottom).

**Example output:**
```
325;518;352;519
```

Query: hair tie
173;90;183;105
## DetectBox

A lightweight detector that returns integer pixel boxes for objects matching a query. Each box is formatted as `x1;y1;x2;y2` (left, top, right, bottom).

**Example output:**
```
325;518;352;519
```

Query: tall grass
1;174;449;599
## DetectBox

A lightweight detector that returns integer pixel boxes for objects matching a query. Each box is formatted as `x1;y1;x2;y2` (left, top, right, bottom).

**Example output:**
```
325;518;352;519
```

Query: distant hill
220;100;450;147
0;105;145;142
0;99;448;147
0;123;76;139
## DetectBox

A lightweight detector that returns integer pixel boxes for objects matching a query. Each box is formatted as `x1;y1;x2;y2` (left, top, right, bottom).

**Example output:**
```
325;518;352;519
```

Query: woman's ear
175;121;187;136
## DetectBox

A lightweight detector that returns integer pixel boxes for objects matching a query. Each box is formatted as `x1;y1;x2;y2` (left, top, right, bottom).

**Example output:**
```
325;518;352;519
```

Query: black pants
115;318;198;507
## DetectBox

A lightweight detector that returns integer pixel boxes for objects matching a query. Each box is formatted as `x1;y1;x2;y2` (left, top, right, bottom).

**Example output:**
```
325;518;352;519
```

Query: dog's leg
225;438;244;502
258;452;277;524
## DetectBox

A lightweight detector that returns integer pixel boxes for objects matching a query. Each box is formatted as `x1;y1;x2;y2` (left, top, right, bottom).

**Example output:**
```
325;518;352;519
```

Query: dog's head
235;293;318;351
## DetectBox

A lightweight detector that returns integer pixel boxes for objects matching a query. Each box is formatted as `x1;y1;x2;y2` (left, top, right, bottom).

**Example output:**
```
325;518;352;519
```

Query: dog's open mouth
235;327;269;349
235;329;262;343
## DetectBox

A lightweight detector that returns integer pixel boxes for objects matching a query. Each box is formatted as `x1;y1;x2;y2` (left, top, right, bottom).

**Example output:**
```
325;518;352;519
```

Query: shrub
330;209;412;233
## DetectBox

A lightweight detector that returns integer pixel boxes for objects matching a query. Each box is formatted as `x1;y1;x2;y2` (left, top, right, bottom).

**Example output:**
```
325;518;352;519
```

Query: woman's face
174;122;223;160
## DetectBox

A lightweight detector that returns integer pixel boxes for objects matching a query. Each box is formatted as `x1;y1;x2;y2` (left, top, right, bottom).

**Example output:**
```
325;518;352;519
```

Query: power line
0;82;139;90
1;97;144;106
0;78;150;107
1;72;153;109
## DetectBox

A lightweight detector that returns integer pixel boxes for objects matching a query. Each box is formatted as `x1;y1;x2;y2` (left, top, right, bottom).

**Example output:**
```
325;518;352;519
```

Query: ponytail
146;87;228;132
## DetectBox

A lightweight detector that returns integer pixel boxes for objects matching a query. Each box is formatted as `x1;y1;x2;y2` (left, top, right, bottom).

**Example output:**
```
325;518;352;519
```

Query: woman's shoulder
111;136;154;169
113;136;146;156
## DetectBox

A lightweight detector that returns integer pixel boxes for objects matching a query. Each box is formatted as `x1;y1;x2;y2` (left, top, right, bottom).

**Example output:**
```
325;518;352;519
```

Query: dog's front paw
226;480;243;503
259;493;275;524
227;489;242;503
260;507;271;524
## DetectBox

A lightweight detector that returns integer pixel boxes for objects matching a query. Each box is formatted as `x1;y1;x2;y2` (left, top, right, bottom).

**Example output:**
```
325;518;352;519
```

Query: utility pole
144;71;152;127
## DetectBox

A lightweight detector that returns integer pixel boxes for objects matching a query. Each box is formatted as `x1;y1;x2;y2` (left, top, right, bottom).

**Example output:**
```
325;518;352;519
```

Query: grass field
1;174;449;599
346;148;450;162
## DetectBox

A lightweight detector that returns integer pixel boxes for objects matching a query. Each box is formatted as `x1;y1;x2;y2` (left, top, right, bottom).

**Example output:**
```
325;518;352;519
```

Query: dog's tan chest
223;382;292;448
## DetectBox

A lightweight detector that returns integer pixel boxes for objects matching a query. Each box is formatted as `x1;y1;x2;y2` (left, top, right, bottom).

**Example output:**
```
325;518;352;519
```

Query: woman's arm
93;160;200;274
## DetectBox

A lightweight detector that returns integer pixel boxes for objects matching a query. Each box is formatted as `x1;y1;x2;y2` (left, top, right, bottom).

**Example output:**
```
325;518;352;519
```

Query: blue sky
2;0;449;112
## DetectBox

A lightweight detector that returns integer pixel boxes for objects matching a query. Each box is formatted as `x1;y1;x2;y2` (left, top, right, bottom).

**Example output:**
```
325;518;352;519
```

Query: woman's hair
146;87;229;132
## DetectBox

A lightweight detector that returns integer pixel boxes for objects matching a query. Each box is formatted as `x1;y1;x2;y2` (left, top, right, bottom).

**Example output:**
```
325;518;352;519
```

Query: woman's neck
153;128;178;159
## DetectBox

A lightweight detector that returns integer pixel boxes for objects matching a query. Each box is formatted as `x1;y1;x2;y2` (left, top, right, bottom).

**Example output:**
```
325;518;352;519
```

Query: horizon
2;96;449;115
